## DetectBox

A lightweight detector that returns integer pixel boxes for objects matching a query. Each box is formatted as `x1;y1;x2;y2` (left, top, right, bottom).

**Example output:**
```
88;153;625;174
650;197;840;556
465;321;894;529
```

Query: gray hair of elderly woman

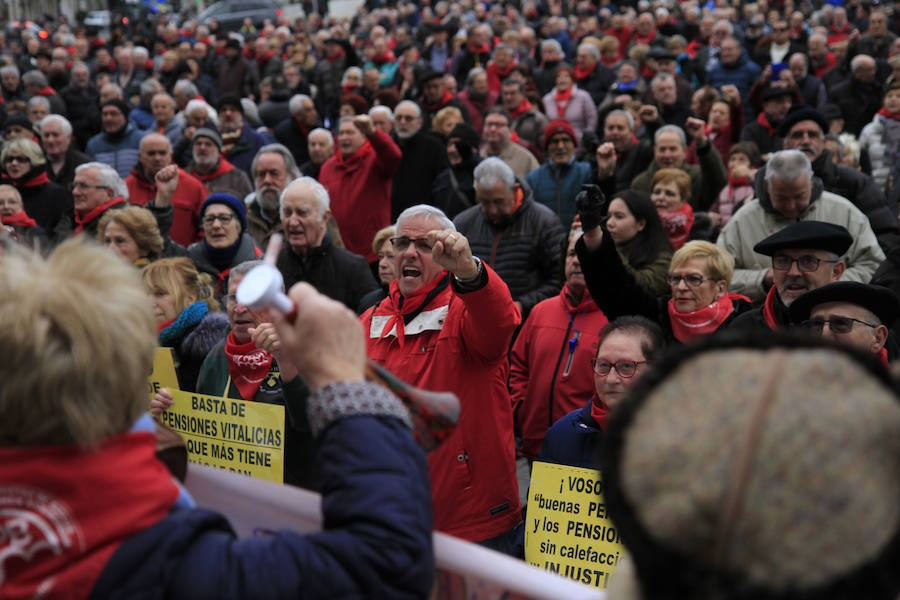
473;157;515;193
396;204;456;232
251;143;301;181
765;149;813;184
1;138;46;167
75;162;129;200
185;99;219;126
27;96;50;112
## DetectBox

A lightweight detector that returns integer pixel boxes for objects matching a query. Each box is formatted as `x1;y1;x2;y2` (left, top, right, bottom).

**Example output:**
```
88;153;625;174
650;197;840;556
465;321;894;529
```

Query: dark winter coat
390;129;448;220
168;311;229;392
273;117;312;167
538;400;603;469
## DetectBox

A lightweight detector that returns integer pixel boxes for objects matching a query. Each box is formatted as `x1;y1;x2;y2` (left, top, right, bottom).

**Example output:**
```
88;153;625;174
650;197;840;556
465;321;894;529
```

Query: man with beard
125;133;207;247
300;128;334;180
718;150;884;301
525;119;592;230
41;114;91;189
274;94;319;168
390;100;448;221
432;123;482;219
245;144;299;249
217;94;272;177
85;99;144;179
454;157;565;319
275;177;377;310
185;128;252;200
729;221;852;331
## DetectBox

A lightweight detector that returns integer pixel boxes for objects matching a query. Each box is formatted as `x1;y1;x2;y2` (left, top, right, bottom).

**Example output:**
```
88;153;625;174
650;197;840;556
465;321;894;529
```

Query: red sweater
126;167;208;247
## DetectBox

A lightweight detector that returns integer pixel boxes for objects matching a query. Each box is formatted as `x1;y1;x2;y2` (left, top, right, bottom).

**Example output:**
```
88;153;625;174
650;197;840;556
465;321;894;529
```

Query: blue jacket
538;400;602;470
85;124;144;178
705;51;762;121
526;158;593;230
129;103;155;131
225;122;274;177
89;383;434;599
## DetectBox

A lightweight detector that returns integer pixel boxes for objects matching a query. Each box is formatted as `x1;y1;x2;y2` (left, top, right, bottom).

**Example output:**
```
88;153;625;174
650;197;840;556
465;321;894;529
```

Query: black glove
575;184;607;231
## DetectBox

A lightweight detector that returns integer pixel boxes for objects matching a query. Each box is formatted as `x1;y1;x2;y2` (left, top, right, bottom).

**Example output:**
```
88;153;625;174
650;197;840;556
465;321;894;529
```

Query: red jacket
319;129;401;262
126;167;208;247
362;266;522;542
510;285;607;460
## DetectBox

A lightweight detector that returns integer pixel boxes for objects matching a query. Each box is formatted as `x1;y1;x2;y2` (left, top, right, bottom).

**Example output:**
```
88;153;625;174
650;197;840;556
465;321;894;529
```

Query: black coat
276;235;379;311
431;157;480;220
829;78;883;136
47;146;93;189
273;117;311;168
390;130;448;221
59;83;101;150
6;166;74;241
575;63;616;105
740;119;783;156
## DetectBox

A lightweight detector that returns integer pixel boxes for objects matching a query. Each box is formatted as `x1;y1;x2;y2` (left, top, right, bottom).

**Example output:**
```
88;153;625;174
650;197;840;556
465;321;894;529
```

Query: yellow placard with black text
524;461;626;589
158;389;285;484
148;347;179;396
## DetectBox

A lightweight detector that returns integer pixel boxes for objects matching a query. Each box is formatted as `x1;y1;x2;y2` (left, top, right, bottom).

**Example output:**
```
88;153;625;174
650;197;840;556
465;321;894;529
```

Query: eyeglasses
590;358;649;378
772;255;837;272
802;316;876;334
390;236;432;252
4;155;29;164
666;274;715;288
224;293;238;305
203;213;235;226
69;182;109;191
395;114;418;122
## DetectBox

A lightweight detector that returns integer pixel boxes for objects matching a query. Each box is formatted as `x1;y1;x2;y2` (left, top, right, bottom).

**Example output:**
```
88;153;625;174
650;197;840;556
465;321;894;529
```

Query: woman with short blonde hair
97;205;165;265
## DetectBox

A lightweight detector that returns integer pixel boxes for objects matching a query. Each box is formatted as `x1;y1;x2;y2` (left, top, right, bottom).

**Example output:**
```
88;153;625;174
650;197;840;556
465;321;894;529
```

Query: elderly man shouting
361;205;523;552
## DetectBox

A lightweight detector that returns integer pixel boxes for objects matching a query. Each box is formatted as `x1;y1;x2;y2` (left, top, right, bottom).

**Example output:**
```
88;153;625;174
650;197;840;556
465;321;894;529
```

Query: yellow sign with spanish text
524;461;626;589
148;347;179;396
158;389;285;484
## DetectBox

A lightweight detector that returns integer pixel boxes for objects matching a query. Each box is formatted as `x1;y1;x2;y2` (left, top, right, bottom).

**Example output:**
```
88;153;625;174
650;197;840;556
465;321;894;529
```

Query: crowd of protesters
6;0;900;597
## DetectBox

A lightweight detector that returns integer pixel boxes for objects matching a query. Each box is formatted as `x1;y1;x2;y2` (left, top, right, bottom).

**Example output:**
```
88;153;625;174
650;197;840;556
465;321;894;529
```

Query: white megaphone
236;262;297;321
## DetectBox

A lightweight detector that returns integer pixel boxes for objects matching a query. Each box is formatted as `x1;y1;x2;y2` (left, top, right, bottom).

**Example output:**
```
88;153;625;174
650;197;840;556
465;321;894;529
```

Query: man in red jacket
126;133;208;247
361;204;523;552
319;115;401;262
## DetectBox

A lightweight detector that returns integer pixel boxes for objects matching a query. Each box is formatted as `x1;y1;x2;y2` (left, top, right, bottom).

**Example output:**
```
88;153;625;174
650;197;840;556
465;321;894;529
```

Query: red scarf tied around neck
756;112;778;136
2;210;37;228
761;285;781;330
575;62;596;80
590;398;609;429
224;331;273;401
879;107;900;120
509;97;533;119
74;196;123;234
378;273;449;348
660;203;695;250
555;87;574;117
668;293;749;343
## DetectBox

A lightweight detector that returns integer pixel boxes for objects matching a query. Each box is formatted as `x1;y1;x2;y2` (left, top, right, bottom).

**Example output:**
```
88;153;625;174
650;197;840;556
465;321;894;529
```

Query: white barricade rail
185;464;606;600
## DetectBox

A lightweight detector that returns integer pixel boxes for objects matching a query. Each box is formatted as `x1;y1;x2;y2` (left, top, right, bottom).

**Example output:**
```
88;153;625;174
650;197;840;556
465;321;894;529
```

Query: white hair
40;114;73;136
396;204;456;232
308;127;333;146
765;149;813;184
394;100;422;119
473;157;515;192
369;105;394;122
173;79;199;98
288;94;313;115
185;99;218;126
606;109;634;130
280;176;330;216
577;43;600;61
75;162;129;200
654;124;686;147
27;96;50;111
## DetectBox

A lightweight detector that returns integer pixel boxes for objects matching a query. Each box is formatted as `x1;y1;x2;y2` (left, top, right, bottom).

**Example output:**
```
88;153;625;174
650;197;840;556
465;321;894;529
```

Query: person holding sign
539;316;665;468
152;260;318;490
0;238;434;599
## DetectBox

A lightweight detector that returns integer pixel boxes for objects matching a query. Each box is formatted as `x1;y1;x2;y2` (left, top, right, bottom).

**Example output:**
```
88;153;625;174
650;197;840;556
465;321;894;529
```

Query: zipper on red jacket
547;319;574;429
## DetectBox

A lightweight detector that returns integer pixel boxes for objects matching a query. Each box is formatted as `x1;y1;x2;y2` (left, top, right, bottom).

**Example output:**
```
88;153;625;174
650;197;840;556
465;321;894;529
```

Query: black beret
754;221;853;256
417;69;444;86
647;47;676;61
761;85;794;101
216;93;244;114
777;105;828;138
789;282;900;326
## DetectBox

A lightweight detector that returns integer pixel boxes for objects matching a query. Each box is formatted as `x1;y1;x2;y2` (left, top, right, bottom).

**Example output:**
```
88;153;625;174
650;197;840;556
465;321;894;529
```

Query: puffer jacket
510;285;608;460
85;124;144;178
526;157;593;230
860;112;900;194
717;178;886;300
453;180;566;317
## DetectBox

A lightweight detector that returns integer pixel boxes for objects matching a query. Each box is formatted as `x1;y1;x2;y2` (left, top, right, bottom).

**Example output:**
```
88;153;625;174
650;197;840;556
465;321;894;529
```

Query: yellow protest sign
148;347;179;395
158;389;285;484
524;461;626;589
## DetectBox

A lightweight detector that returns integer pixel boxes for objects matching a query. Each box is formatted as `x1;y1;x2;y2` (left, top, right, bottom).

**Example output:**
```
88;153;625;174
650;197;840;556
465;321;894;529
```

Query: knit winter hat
201;193;247;234
601;332;900;599
192;127;223;150
543;119;576;150
101;98;131;118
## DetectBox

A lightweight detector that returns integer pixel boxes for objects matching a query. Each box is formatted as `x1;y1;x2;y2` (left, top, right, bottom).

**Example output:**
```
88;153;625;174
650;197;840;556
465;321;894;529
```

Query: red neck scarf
590;398;609;429
337;139;374;166
370;50;396;65
615;135;640;161
761;285;781;330
75;196;123;233
555;86;574;116
757;112;778;136
467;42;491;55
3;170;50;188
224;331;273;401
422;88;454;112
0;430;179;600
190;157;235;182
37;85;57;96
509;97;533;118
256;50;275;66
325;46;346;63
878;347;890;367
668;293;747;343
660;203;695;250
879;107;900;120
575;62;597;80
729;176;751;188
633;30;656;45
378;273;450;348
2;210;37;228
488;62;513;79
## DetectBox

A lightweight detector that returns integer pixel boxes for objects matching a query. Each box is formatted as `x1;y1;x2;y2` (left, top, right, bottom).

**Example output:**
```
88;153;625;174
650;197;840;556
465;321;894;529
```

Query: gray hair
173;79;199;98
288;94;313;115
229;260;273;290
75;162;129;200
22;70;48;87
341;66;363;87
577;43;600;61
152;92;176;108
0;65;20;78
466;67;487;88
70;61;88;74
133;47;149;61
185;99;218;125
541;39;563;56
140;79;163;98
850;54;874;73
280;176;331;216
40;114;73;136
473;156;516;192
396;204;456;232
251;143;300;181
713;19;734;34
606;109;634;130
308;127;333;146
369;105;394;122
394;100;422;119
101;82;123;97
765;149;813;184
27;96;50;111
654;124;686;147
650;72;676;92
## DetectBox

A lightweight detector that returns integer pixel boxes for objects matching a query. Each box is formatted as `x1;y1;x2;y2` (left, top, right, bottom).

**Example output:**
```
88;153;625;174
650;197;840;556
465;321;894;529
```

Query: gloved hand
575;184;607;231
